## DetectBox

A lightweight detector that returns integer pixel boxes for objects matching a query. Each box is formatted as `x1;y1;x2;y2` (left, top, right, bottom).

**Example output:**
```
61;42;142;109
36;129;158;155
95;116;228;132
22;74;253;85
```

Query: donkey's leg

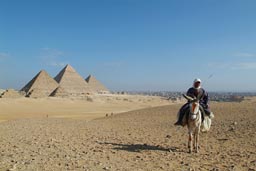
193;132;196;151
188;131;193;153
195;128;200;153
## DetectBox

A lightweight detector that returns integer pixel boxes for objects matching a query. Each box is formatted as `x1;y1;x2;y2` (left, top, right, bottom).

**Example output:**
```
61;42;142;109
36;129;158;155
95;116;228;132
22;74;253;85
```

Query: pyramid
21;70;59;98
0;89;24;98
53;64;91;97
85;75;109;93
0;89;5;96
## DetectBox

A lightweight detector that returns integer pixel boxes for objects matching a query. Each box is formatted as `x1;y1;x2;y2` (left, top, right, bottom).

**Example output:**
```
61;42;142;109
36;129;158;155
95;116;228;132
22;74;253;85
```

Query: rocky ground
0;99;255;171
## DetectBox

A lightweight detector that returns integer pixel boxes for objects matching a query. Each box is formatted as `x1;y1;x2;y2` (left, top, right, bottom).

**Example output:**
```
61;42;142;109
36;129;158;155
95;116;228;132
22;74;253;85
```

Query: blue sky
1;0;256;92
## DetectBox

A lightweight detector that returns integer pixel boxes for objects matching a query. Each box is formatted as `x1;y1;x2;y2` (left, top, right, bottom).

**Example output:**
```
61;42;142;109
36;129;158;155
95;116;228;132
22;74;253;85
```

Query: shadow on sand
98;142;183;153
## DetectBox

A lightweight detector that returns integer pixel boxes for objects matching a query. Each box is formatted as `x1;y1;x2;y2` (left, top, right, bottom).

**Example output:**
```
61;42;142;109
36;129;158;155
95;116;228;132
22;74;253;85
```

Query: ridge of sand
0;94;173;122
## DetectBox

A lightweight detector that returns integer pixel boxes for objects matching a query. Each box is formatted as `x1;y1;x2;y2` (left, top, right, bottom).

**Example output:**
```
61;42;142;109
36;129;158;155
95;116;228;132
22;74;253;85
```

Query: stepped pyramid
85;75;109;93
53;64;91;96
21;70;59;98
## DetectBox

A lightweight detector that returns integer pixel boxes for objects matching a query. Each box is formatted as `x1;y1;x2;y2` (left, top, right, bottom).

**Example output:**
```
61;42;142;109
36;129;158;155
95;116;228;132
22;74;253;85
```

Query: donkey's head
183;94;200;120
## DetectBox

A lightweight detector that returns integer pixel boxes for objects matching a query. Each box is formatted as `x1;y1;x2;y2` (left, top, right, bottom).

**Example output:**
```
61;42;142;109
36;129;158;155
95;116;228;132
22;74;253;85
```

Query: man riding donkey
175;78;214;126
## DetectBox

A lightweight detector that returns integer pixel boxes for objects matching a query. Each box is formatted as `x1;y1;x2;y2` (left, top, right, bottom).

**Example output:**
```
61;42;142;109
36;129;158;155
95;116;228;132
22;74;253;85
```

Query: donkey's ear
183;94;194;101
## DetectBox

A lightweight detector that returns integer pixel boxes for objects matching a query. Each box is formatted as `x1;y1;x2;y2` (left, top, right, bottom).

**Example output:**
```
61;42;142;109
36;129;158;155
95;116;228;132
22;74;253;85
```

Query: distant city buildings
121;91;256;102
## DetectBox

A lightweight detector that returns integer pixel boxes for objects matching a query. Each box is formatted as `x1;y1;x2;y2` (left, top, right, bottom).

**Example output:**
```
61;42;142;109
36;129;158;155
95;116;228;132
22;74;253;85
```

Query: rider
174;78;213;126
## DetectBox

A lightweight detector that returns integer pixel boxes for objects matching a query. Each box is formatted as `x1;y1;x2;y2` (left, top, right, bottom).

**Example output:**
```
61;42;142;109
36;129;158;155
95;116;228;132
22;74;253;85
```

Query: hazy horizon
1;1;256;92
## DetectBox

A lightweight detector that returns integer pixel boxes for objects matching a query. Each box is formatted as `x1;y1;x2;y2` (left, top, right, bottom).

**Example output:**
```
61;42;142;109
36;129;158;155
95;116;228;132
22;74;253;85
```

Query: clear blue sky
1;0;256;92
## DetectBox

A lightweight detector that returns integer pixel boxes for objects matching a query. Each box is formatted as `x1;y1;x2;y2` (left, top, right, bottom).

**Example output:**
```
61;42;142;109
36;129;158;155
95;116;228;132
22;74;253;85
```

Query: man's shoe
209;112;215;119
174;121;182;126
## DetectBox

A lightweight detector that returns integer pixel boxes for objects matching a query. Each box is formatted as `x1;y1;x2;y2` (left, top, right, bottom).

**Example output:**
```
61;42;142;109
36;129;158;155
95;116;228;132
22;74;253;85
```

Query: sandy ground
0;96;255;171
0;94;173;122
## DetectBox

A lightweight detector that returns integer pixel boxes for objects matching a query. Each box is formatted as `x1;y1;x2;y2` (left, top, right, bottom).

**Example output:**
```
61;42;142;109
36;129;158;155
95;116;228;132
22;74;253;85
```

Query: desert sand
0;96;255;171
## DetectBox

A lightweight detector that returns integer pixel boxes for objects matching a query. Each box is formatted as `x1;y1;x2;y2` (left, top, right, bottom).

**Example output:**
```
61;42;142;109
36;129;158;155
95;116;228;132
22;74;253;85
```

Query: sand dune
0;97;255;170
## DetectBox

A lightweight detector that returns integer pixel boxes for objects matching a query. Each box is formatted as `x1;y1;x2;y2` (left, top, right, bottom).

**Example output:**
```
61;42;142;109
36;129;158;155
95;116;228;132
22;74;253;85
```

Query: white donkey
183;94;202;153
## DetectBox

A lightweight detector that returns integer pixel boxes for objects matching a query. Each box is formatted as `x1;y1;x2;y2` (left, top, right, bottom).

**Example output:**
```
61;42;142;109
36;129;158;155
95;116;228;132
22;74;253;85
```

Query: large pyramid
53;64;91;96
85;75;109;93
21;70;59;98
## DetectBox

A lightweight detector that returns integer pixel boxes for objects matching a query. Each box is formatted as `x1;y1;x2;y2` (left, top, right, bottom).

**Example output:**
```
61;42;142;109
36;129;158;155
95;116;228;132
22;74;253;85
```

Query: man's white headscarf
193;78;202;89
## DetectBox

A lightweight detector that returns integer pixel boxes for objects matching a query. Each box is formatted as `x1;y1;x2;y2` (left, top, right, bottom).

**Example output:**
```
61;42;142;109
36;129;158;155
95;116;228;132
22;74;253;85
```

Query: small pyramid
0;89;5;96
0;89;24;98
85;75;109;93
21;70;59;98
54;64;91;96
